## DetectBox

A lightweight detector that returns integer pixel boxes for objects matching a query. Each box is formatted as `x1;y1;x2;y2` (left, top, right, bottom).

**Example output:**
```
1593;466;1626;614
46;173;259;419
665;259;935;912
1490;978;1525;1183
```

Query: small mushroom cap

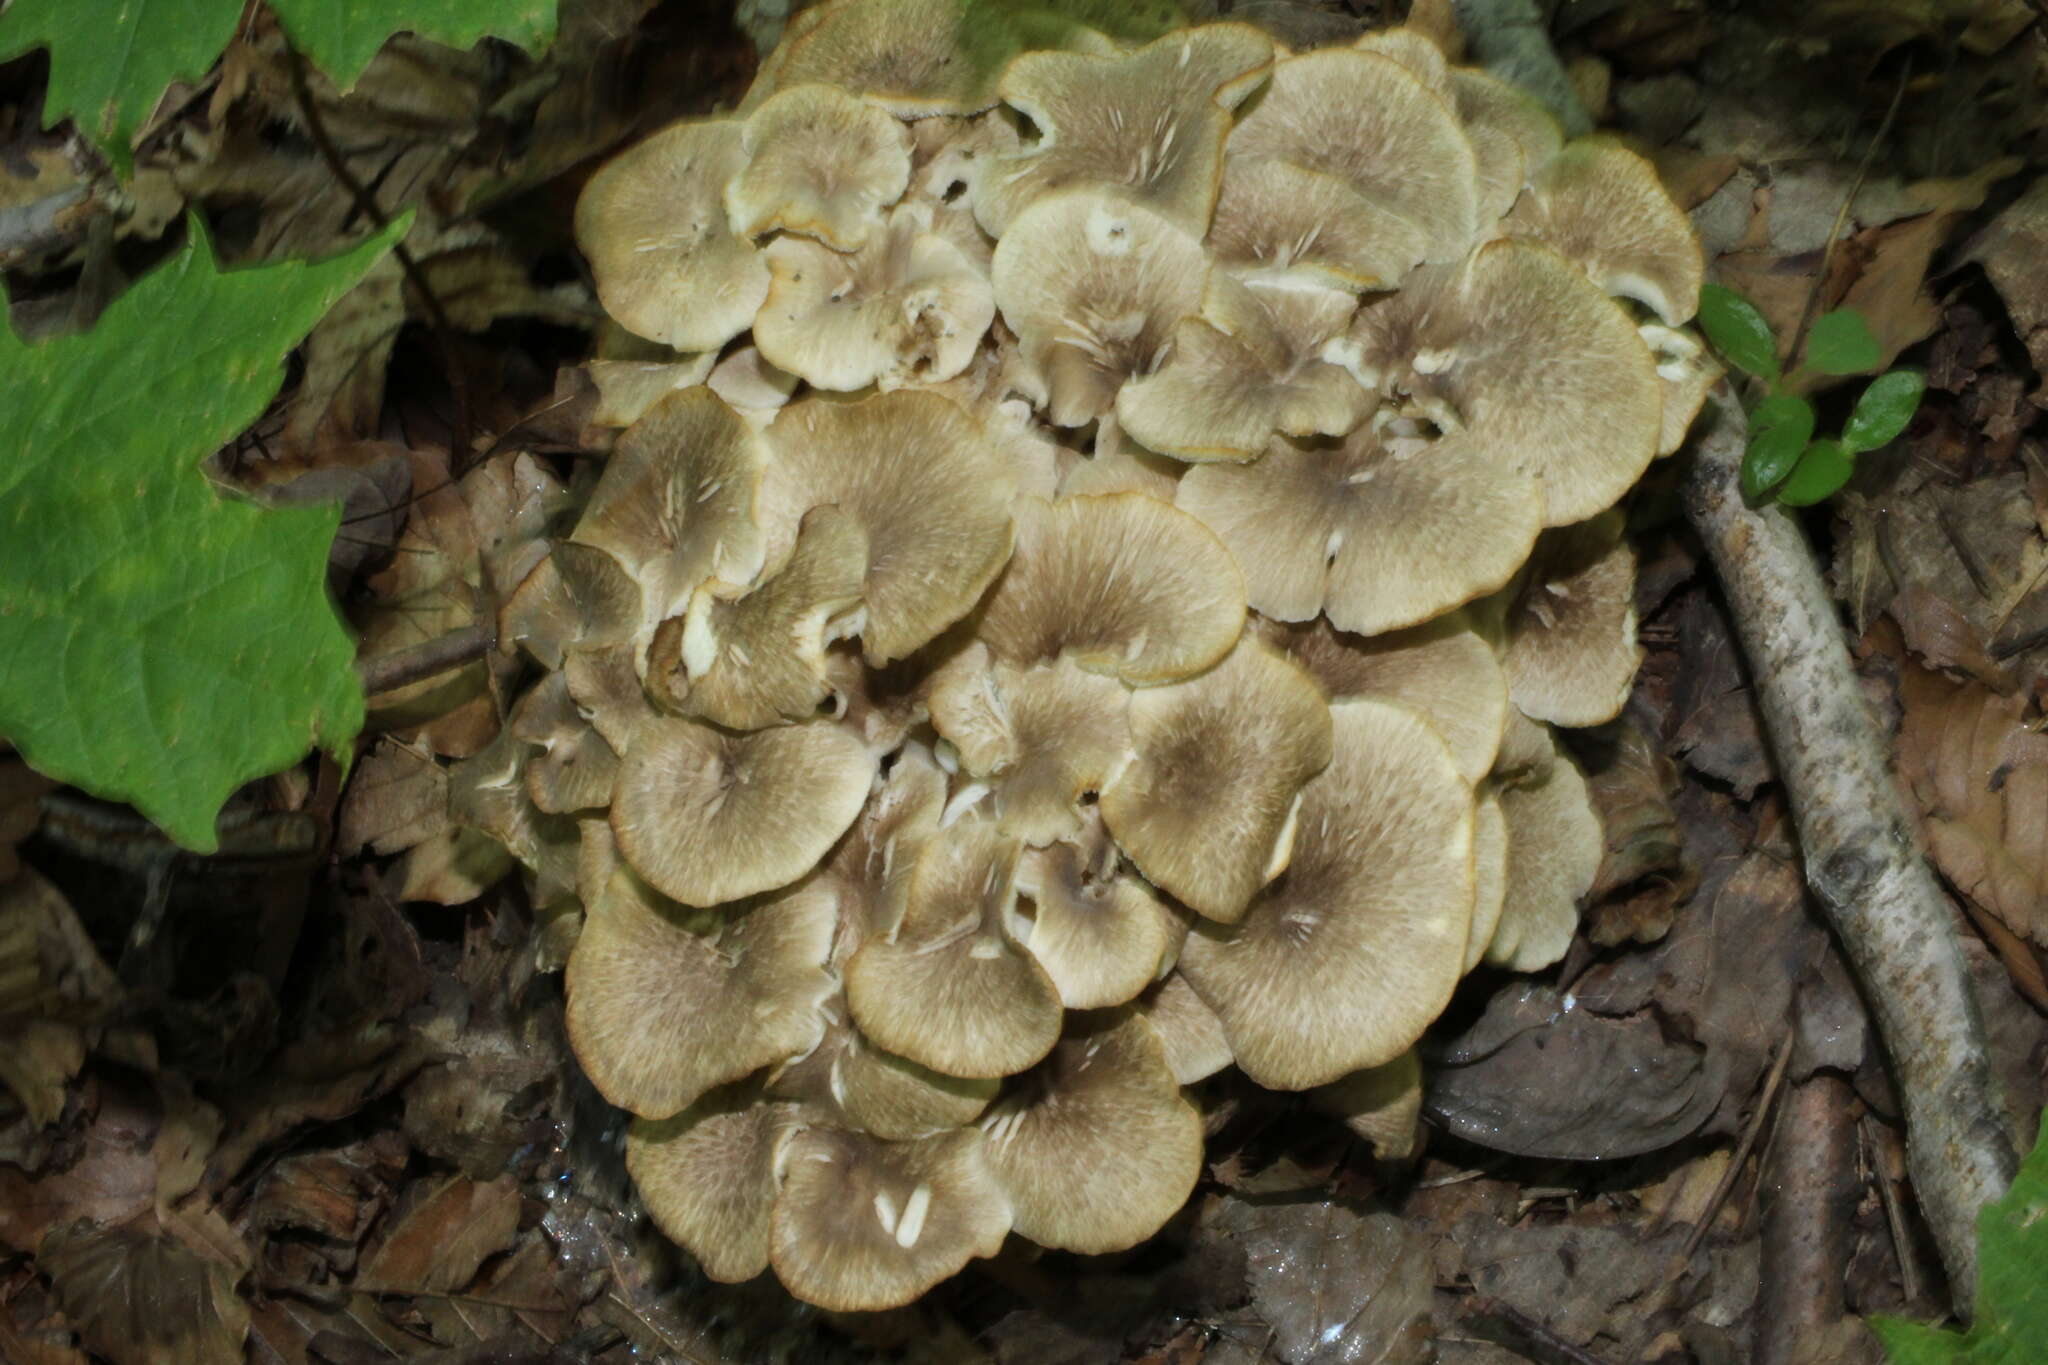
1057;416;1187;500
1015;816;1175;1008
566;869;835;1118
769;1012;1000;1139
1310;1049;1422;1159
1270;612;1507;784
973;24;1274;238
1143;972;1234;1084
1506;137;1703;326
991;191;1211;426
571;387;766;620
1178;698;1474;1089
1501;510;1640;729
973;493;1246;686
498;542;643;672
1447;68;1562;220
728;83;913;251
770;1125;1012;1312
844;820;1064;1079
1227;48;1481;261
1175;427;1543;638
707;344;801;425
626;1083;799;1282
979;1009;1202;1254
509;672;622;814
583;351;719;431
761;391;1018;664
447;728;579;902
561;641;654;754
610;716;876;907
574;119;769;351
1465;788;1507;973
1102;635;1333;922
1206;159;1433;293
1484;718;1602;971
1641;323;1721;456
819;740;948;949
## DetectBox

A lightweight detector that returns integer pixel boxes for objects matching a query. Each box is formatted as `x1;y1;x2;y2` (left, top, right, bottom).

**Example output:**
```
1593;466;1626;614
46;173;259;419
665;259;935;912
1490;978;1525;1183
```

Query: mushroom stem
1681;386;2016;1310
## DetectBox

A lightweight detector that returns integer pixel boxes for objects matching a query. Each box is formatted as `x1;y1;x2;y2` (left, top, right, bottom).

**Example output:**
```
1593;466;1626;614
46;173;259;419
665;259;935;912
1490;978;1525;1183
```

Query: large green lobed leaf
0;216;404;851
271;0;557;90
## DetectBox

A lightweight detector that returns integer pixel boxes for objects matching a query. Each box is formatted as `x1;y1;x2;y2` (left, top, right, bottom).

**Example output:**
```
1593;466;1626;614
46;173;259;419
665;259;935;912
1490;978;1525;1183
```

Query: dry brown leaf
356;1173;523;1295
1582;721;1695;946
1209;1194;1434;1364
39;1220;249;1365
337;741;451;858
1966;175;2048;406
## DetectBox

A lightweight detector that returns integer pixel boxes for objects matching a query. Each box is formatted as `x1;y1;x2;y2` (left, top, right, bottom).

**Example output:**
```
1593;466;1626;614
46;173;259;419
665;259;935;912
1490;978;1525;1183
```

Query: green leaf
271;0;560;92
1697;282;1781;381
1774;438;1854;506
1740;393;1817;502
1805;308;1883;375
0;215;404;851
1873;1109;2048;1362
1842;369;1926;454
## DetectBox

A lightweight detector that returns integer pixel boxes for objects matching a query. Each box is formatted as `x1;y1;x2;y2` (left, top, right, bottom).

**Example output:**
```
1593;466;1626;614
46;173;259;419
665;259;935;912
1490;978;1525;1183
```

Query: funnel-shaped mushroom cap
928;646;1134;847
1178;699;1474;1089
574;120;769;351
1118;275;1367;462
1465;788;1506;973
1311;1049;1422;1158
770;1125;1012;1311
1502;510;1640;729
753;205;996;392
845;820;1063;1079
648;506;869;731
1446;69;1561;220
509;672;621;815
1207;160;1432;295
626;1083;801;1282
1484;719;1601;971
1227;49;1481;262
769;1010;999;1139
1058;418;1186;500
728;83;913;251
499;542;643;670
973;24;1273;238
1507;137;1702;326
979;1009;1202;1253
1176;427;1542;638
571;387;766;620
991;192;1210;426
1015;816;1174;1008
1102;635;1332;922
561;641;653;754
611;716;876;907
974;494;1246;685
1641;323;1720;456
566;869;835;1118
1334;237;1663;527
1143;972;1234;1083
1271;612;1507;784
820;741;948;949
770;0;1014;117
761;391;1018;664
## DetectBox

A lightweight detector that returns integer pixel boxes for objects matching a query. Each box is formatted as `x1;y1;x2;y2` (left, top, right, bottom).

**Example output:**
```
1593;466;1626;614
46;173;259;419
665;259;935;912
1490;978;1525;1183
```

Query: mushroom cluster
456;0;1712;1311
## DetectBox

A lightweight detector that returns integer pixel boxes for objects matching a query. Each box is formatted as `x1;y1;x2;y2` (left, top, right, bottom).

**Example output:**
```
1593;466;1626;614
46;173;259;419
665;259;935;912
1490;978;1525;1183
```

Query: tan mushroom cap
1465;788;1506;973
770;1125;1012;1311
626;1083;799;1282
561;641;653;754
1484;718;1602;971
752;205;995;392
728;83;913;252
565;868;835;1118
1118;275;1367;462
906;112;1020;223
979;1009;1202;1253
973;493;1246;686
1207;159;1433;294
574;119;769;351
1502;510;1640;729
498;541;643;671
818;741;948;951
1014;816;1174;1008
1334;237;1663;527
1178;699;1475;1089
973;24;1274;238
1057;417;1186;500
1311;1049;1422;1159
610;715;876;907
1143;972;1234;1084
990;191;1210;426
928;646;1134;846
737;0;840;113
707;344;800;427
761;391;1018;664
769;1009;999;1139
1270;612;1508;784
447;728;578;902
1353;27;1451;97
1102;635;1333;923
570;387;766;621
583;351;719;431
508;672;621;814
844;820;1063;1079
1507;136;1703;326
1175;426;1543;638
1641;323;1721;456
1447;69;1561;221
646;506;869;731
1227;48;1481;262
769;0;1064;118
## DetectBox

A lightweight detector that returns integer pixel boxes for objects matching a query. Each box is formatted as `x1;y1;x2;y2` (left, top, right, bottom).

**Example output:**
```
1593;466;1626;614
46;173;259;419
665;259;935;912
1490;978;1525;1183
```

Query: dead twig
1756;1072;1859;1364
357;623;496;697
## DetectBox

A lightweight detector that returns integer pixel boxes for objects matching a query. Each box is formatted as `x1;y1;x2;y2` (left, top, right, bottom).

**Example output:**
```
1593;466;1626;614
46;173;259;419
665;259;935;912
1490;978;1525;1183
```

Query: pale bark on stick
1683;388;2017;1307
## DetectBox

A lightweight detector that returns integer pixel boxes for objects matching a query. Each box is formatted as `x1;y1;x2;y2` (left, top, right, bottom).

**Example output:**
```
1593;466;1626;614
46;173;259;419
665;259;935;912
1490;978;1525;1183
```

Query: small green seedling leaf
1697;282;1780;381
1842;368;1926;454
0;215;405;851
271;0;560;92
1741;393;1817;502
1872;1108;2048;1362
1805;307;1883;375
1774;438;1854;506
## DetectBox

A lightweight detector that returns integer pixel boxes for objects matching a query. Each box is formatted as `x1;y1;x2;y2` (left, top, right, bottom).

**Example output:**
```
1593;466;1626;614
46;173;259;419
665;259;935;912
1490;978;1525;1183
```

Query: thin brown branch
1756;1072;1859;1364
357;624;495;697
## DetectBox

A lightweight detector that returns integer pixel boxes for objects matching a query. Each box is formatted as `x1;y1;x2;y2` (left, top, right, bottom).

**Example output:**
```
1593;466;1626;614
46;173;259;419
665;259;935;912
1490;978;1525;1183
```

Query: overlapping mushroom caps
432;0;1710;1313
